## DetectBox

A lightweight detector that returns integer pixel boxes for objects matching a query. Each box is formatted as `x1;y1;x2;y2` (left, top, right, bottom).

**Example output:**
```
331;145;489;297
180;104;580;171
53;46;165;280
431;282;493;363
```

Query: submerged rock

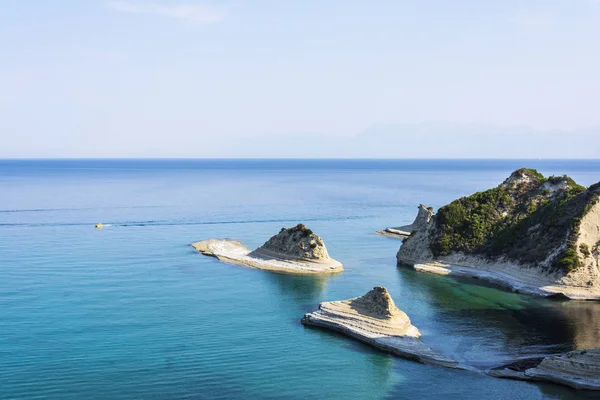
397;169;600;300
489;349;600;390
301;286;464;369
191;224;343;274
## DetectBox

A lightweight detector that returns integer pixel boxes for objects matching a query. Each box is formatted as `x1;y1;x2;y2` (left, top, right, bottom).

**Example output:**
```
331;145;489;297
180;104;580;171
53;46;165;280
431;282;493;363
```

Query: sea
1;159;600;400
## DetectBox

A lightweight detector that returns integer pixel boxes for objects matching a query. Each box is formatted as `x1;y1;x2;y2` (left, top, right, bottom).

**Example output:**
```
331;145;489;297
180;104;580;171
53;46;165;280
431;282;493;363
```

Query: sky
1;0;600;158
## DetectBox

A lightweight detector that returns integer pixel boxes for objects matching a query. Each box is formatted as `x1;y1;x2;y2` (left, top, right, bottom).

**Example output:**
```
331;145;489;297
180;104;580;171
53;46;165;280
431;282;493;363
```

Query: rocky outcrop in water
252;224;330;260
301;286;464;369
489;349;600;390
191;224;343;274
396;169;600;300
376;204;434;239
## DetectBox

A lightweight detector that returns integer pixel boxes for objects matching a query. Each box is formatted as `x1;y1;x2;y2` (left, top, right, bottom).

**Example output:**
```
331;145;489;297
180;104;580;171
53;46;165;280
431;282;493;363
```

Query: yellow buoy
95;223;104;229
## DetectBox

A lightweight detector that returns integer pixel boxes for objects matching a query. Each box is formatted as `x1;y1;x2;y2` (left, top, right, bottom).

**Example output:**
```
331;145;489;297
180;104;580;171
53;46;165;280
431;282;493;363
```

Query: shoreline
397;256;600;300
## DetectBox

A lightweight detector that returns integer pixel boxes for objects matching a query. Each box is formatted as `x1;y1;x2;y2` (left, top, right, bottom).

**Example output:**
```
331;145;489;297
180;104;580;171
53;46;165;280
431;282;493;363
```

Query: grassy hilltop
429;168;600;273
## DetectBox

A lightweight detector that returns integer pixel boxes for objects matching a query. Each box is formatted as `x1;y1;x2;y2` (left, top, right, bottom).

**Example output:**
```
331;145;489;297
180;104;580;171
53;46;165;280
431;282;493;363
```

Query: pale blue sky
1;0;600;157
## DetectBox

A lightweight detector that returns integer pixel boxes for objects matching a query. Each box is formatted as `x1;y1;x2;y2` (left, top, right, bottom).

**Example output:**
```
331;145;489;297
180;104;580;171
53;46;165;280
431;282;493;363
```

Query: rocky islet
192;224;343;274
191;168;600;391
301;286;463;369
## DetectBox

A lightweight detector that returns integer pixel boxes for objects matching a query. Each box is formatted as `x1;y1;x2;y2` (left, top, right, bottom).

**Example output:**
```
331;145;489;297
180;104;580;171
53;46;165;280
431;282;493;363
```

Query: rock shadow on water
384;360;600;400
263;271;331;305
554;300;600;351
302;322;397;357
536;383;600;399
395;265;600;365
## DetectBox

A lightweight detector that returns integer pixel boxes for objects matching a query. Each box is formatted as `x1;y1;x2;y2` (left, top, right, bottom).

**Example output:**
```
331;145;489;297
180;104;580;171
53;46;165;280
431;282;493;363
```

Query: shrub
518;168;545;181
427;168;595;273
580;243;591;257
589;182;600;193
558;249;580;272
289;224;313;236
547;176;564;185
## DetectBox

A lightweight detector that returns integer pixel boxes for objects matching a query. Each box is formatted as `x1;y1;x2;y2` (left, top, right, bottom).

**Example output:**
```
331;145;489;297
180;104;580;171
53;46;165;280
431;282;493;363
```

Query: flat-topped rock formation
375;204;434;239
489;349;600;390
301;286;463;369
397;169;600;300
375;204;433;239
192;224;343;274
375;227;411;239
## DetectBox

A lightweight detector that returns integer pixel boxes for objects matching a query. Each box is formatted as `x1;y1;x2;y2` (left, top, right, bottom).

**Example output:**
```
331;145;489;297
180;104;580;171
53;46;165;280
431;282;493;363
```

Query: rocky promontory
489;349;600;390
375;204;434;239
301;286;463;369
396;169;600;300
192;224;343;274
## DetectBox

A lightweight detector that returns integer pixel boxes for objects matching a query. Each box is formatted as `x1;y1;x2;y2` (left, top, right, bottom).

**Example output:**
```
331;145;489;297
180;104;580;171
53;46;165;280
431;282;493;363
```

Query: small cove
1;159;600;399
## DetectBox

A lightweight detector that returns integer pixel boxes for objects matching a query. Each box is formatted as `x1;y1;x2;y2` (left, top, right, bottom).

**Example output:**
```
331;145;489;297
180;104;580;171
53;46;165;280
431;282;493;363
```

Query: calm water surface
1;159;600;399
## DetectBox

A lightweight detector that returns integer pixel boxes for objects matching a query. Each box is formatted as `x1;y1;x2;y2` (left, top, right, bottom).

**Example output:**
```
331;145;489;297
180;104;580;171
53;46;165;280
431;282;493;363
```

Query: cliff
192;224;343;274
397;169;600;299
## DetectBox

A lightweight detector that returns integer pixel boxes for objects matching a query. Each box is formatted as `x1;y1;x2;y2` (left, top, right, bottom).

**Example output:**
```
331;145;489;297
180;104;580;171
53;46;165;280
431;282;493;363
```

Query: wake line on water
0;205;170;213
0;215;371;228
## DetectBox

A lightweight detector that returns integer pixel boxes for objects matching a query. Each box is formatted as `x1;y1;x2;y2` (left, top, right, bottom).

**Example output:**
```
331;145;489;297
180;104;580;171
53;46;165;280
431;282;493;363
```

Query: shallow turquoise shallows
2;159;600;400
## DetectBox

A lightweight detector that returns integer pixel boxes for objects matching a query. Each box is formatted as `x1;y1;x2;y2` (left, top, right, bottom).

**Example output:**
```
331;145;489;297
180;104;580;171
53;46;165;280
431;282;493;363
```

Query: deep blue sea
2;159;600;400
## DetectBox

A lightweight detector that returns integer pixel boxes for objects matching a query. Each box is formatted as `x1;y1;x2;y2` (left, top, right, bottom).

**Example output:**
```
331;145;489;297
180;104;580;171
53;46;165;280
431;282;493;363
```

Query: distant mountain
224;122;600;158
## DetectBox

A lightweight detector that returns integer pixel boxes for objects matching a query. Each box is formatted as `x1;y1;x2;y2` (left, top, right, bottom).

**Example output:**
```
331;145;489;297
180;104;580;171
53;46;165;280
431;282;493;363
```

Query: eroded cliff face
256;224;330;260
395;206;435;265
397;169;600;288
563;199;600;288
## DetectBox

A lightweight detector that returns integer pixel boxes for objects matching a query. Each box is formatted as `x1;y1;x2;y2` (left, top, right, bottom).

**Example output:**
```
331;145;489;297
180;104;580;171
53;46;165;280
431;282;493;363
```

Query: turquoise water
1;159;600;399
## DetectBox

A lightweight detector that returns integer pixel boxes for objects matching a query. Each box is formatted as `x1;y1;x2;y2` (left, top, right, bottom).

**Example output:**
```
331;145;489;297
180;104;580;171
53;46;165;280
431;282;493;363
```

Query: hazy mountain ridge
226;122;600;158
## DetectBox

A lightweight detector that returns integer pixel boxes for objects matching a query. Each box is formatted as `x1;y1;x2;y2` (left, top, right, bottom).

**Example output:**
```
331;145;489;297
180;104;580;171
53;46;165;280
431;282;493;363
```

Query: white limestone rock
191;224;343;274
375;204;434;239
301;286;465;369
489;349;600;391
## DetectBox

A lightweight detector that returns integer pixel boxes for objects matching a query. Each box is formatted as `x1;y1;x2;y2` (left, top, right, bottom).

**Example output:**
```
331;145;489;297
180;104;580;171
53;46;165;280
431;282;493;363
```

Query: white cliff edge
489;349;600;391
301;286;466;369
191;224;343;274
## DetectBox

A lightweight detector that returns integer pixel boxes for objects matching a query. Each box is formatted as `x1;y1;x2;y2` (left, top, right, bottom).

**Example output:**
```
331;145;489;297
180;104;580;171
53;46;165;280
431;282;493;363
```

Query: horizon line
1;157;600;161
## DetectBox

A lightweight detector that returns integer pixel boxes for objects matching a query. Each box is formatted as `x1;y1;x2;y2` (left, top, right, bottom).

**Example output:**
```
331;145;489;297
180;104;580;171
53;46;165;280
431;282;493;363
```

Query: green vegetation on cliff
282;224;314;237
429;168;599;273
